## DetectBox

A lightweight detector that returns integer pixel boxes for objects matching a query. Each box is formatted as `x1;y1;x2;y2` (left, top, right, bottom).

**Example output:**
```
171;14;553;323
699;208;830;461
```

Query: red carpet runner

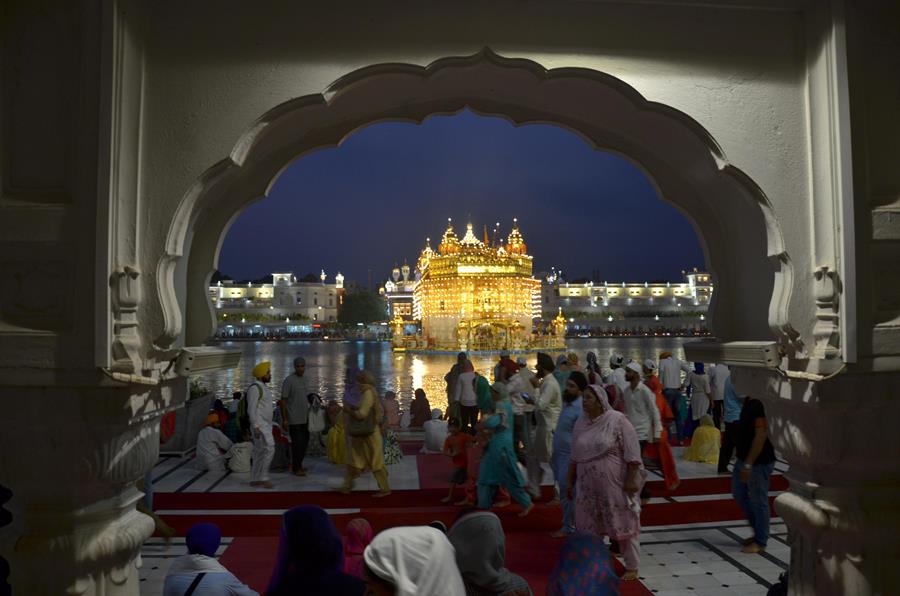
158;444;785;595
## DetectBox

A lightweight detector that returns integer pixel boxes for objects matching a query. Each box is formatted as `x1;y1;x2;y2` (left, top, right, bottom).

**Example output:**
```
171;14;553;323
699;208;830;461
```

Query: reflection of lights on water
411;357;426;393
198;339;693;411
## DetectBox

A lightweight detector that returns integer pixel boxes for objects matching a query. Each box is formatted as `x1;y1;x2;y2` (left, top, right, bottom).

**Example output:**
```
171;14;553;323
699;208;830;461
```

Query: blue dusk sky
218;109;705;287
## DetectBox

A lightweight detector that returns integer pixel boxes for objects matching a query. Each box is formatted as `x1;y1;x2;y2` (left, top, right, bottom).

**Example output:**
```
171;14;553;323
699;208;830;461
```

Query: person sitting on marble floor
197;413;234;473
410;387;432;427
267;505;365;596
683;414;722;465
421;408;448;454
163;522;258;596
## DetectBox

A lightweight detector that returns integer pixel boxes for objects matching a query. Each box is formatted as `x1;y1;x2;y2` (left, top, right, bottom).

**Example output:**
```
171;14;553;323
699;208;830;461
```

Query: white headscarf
363;526;466;596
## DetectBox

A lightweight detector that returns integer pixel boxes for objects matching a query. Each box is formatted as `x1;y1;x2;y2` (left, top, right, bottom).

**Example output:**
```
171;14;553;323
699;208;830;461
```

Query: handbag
346;407;375;437
308;404;327;433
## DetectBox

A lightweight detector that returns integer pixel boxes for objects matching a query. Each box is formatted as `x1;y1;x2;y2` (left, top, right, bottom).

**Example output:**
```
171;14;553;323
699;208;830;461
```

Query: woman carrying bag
338;368;391;497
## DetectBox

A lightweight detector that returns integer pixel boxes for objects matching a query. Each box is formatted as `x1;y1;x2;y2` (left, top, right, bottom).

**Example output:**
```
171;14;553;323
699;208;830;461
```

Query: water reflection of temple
386;218;565;353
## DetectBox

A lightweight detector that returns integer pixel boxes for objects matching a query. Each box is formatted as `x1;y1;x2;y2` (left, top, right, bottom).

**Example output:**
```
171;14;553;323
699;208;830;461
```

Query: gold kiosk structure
392;218;565;353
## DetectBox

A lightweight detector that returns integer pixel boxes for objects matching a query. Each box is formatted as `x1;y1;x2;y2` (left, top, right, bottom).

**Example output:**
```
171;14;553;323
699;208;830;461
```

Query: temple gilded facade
395;219;562;352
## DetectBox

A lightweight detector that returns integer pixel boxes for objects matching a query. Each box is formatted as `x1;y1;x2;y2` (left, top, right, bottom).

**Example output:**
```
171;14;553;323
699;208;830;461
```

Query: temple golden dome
438;218;460;255
506;218;527;255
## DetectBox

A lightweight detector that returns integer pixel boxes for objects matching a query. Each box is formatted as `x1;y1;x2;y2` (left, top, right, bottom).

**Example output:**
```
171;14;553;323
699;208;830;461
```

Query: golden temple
391;218;566;352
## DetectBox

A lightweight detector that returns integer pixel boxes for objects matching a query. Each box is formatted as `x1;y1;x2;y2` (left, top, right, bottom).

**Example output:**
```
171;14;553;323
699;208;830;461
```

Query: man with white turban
247;361;275;488
363;526;465;596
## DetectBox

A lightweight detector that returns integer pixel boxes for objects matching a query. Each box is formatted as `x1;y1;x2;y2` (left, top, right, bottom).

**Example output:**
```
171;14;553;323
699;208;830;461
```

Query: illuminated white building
209;270;344;324
542;269;713;317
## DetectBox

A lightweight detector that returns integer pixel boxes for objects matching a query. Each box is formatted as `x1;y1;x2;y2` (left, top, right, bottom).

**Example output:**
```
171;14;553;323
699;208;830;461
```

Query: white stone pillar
0;381;178;595
736;368;900;596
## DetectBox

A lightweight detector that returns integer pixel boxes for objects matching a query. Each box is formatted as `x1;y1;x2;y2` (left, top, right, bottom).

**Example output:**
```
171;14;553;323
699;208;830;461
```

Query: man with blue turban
163;522;257;595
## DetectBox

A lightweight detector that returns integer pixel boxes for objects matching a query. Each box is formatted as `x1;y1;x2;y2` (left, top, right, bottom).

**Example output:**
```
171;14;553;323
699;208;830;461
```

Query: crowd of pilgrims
159;349;777;595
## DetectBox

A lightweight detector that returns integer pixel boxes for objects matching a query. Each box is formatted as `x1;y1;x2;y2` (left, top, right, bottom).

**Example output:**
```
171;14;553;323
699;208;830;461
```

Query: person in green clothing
476;382;533;517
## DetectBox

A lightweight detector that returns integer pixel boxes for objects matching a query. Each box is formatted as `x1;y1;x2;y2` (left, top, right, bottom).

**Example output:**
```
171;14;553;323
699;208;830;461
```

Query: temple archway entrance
153;49;791;358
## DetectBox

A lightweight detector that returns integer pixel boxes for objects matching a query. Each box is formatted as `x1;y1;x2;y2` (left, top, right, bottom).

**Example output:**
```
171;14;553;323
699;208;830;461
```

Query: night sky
218;109;705;287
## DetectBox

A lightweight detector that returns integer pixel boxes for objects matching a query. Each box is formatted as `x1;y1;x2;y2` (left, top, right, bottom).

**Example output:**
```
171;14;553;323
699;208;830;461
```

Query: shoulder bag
346;406;376;437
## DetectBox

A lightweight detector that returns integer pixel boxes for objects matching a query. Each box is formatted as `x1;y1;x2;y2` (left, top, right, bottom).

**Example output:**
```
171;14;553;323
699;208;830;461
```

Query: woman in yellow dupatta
339;369;391;497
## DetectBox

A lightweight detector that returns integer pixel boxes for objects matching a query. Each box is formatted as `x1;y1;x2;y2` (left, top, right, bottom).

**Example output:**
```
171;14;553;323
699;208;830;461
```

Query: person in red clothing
642;359;681;491
441;419;474;503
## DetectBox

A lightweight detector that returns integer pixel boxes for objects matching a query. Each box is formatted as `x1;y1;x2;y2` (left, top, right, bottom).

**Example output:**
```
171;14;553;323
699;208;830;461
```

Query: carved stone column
0;379;184;595
735;367;900;596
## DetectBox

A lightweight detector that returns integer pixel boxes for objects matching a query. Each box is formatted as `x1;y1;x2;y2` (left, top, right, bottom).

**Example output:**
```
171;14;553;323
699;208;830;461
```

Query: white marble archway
152;49;794;356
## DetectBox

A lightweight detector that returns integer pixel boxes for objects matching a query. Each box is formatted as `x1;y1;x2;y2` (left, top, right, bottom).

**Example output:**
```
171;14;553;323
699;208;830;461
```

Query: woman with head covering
163;522;258;595
475;373;494;417
266;506;364;595
553;354;572;397
477;382;533;516
683;414;722;464
546;533;619;596
410;388;431;428
585;352;603;385
567;384;646;580
343;518;374;579
363;526;465;596
550;371;586;538
448;511;532;596
340;369;391;497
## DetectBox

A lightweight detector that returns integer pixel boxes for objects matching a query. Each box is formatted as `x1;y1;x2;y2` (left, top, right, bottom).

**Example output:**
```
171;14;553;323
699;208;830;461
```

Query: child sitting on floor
441;419;474;503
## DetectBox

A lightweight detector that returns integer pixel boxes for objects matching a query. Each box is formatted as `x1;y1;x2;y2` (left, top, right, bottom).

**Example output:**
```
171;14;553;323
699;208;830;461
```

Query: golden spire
460;221;483;247
506;217;527;255
439;218;460;254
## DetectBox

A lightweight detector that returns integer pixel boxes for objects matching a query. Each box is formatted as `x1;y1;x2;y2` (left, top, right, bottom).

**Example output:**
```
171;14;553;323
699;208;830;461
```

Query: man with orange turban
247;361;275;488
197;413;234;473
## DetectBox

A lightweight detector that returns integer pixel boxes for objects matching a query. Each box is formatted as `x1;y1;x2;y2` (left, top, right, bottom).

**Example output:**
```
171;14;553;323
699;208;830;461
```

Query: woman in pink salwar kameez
567;384;646;581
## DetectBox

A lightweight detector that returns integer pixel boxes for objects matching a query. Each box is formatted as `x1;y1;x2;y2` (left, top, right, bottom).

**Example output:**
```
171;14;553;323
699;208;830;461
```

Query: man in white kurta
623;361;662;444
196;414;233;473
526;352;562;497
247;361;275;488
608;353;628;397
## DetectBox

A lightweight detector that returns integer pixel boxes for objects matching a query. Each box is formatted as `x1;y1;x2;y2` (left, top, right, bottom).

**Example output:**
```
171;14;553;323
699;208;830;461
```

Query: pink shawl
343;518;373;578
571;384;629;464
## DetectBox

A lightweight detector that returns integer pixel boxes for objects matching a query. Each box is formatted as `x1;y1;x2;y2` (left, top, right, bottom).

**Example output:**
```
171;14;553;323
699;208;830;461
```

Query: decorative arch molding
152;48;795;355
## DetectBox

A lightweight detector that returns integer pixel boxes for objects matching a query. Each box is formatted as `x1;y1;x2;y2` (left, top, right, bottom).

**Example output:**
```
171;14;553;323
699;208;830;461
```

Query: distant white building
541;268;712;319
209;270;344;326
